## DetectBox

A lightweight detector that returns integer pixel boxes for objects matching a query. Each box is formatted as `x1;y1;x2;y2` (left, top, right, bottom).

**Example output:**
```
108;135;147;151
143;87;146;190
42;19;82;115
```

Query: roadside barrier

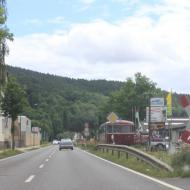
96;144;173;172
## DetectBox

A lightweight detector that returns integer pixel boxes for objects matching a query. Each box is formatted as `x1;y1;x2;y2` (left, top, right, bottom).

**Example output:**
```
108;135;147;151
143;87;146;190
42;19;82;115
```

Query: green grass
0;149;23;159
79;144;178;178
146;151;173;165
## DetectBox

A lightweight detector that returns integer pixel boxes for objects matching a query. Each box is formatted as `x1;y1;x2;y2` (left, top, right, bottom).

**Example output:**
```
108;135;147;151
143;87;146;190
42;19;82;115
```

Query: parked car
52;139;59;145
150;136;169;151
59;139;74;150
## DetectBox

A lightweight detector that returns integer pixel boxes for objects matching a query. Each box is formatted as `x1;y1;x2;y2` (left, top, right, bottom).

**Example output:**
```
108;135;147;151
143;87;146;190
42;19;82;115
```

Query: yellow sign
107;112;118;123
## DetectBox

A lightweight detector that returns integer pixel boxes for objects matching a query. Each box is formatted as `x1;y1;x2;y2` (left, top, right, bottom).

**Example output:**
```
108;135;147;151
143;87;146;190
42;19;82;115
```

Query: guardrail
96;144;173;172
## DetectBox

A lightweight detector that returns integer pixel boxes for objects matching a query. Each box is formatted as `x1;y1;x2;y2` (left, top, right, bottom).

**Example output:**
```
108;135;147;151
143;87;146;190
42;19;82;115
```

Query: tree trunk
11;118;15;150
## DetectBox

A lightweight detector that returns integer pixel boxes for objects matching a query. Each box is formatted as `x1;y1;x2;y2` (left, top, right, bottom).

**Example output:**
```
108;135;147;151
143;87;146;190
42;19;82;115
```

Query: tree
103;73;163;121
0;0;13;88
1;77;28;150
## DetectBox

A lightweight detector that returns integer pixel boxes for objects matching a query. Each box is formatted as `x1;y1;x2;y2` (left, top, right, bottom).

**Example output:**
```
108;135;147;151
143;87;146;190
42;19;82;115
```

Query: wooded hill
7;66;188;140
7;66;123;139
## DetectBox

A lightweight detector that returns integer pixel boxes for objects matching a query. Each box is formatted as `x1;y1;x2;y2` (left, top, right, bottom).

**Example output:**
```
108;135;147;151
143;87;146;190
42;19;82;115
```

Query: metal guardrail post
118;151;120;159
126;152;128;159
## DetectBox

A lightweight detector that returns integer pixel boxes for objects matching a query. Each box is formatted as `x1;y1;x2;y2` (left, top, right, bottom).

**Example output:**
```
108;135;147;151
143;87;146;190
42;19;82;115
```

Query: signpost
107;112;118;123
146;97;166;148
107;112;118;144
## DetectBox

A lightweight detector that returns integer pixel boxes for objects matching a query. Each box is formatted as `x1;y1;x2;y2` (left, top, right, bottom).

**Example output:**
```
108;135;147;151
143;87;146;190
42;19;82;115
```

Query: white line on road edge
0;146;53;162
80;149;183;190
39;164;44;169
25;175;35;183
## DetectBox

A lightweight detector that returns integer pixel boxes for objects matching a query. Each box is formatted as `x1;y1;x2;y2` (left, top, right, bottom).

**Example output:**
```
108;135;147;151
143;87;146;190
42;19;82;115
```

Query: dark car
59;139;74;150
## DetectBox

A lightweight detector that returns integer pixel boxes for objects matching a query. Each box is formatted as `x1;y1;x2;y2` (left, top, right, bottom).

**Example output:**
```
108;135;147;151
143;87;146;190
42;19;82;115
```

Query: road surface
0;146;186;190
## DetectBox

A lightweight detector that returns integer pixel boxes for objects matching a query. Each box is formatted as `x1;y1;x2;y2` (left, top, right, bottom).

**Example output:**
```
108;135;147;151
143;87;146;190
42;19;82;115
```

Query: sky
5;0;190;93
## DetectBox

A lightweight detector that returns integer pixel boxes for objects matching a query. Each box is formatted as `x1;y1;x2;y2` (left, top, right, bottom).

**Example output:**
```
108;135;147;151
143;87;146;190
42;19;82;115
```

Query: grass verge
79;144;178;178
0;149;23;159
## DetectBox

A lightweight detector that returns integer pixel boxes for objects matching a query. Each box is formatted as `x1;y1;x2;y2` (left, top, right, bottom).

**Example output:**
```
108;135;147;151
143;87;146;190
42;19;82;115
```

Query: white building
0;115;41;149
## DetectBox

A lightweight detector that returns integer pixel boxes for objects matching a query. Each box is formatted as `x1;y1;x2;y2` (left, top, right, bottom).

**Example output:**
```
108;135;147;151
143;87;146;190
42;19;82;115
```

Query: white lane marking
80;149;183;190
45;159;49;162
25;175;35;183
48;149;57;158
39;164;44;169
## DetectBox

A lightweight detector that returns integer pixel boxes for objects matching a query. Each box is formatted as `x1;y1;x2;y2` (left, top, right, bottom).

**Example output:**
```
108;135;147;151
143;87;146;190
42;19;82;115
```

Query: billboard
150;98;164;107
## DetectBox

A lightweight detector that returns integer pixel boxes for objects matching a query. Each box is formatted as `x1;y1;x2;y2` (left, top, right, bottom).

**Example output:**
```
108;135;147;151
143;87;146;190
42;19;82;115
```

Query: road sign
107;112;118;123
150;98;164;107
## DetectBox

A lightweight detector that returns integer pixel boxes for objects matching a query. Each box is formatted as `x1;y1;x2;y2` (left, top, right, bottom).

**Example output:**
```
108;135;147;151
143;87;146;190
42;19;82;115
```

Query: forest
7;66;188;140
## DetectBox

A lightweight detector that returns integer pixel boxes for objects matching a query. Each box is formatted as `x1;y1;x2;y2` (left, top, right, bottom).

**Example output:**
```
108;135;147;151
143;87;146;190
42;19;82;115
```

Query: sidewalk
16;145;41;152
0;144;50;153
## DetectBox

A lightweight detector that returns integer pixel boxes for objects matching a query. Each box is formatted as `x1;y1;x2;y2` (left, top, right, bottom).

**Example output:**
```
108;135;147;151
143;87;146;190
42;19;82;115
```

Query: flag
166;91;172;117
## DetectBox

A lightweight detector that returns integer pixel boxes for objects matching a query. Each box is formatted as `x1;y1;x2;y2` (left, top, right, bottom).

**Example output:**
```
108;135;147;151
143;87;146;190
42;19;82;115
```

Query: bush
171;149;190;177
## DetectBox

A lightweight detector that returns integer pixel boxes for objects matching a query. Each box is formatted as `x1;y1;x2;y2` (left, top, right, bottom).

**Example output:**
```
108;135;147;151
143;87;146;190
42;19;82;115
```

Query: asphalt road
0;146;186;190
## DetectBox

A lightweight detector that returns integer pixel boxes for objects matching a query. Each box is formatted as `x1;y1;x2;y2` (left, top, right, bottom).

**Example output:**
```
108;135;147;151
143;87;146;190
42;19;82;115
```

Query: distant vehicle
150;136;169;151
52;139;59;145
59;139;74;150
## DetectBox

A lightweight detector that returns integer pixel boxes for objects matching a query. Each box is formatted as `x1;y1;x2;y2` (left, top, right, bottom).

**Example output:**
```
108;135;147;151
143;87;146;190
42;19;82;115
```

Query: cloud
6;0;190;93
48;17;65;24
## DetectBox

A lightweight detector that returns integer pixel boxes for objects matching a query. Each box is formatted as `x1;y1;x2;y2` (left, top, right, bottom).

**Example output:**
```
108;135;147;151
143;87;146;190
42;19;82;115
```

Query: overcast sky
6;0;190;93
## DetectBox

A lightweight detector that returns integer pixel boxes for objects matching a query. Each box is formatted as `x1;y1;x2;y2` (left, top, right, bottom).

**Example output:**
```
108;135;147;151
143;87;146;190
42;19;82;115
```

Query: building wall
0;115;11;149
0;115;41;149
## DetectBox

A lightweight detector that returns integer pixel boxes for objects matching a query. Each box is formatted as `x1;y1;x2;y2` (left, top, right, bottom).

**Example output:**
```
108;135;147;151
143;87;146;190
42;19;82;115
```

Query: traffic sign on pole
107;112;118;123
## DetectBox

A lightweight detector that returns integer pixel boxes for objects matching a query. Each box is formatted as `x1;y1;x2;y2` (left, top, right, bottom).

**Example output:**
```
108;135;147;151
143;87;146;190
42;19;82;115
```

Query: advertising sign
150;98;165;107
146;106;166;123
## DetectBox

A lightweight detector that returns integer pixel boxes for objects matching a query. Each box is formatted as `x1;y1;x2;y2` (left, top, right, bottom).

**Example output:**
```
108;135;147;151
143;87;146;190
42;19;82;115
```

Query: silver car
59;139;74;150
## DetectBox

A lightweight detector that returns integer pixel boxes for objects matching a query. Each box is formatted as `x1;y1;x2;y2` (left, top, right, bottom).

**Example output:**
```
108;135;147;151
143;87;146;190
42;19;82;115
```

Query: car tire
156;144;165;151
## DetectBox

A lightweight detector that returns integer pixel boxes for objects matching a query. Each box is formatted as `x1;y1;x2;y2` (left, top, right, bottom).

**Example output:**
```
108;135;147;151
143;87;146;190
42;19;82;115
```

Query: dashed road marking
45;159;49;162
39;164;44;169
25;175;35;183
